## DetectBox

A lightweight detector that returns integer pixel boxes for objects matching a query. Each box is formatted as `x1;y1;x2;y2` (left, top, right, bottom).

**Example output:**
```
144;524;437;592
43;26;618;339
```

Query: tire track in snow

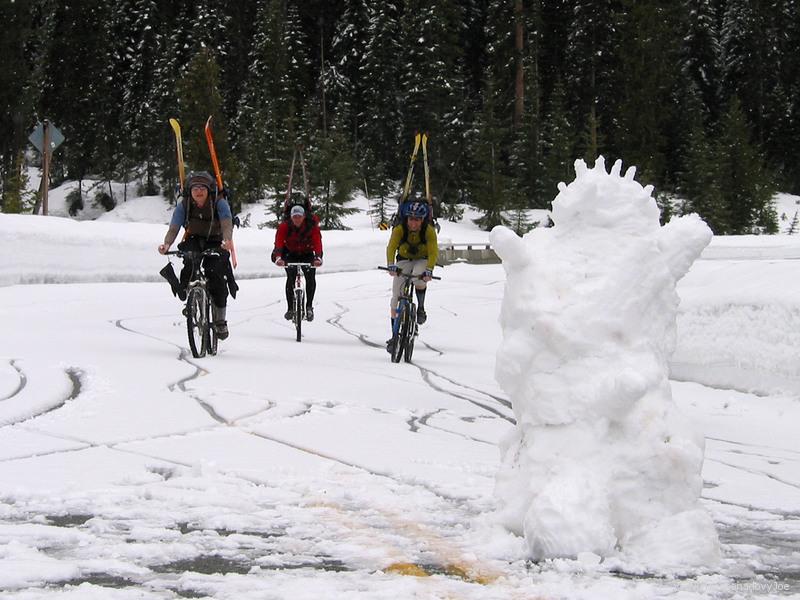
705;456;800;491
327;302;514;423
0;359;26;401
0;366;82;428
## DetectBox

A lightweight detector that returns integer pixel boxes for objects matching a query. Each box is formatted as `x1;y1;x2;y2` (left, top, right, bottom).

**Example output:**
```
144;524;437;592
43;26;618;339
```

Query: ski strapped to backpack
204;116;238;268
393;132;439;231
421;132;431;206
283;143;312;218
169;118;185;194
400;132;421;204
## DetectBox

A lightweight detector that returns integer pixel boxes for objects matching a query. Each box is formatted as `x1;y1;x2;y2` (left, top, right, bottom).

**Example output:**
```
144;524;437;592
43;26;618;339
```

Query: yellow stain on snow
308;499;502;585
385;562;431;577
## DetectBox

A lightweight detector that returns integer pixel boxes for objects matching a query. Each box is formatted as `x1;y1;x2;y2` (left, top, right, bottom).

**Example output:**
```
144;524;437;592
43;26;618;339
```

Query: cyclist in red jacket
271;204;323;321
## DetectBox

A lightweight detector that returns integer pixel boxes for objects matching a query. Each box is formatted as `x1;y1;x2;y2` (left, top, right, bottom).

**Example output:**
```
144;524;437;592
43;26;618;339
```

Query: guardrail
439;243;500;265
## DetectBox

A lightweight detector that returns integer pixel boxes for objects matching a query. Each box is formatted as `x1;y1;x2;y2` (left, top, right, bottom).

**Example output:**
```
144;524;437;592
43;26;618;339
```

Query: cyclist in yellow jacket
385;200;438;346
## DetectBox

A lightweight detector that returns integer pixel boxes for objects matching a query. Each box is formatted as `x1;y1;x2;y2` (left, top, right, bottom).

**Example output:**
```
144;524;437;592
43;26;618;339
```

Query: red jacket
273;215;323;259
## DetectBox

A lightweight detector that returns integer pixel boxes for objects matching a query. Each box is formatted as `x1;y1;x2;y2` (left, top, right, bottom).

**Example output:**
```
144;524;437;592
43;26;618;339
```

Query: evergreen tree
563;0;622;161
614;0;683;186
399;0;466;205
782;0;800;192
714;97;777;234
787;211;799;234
3;152;35;214
680;128;727;232
0;0;37;212
309;126;360;230
177;48;228;176
329;0;371;151
509;4;545;209
720;0;786;159
40;0;119;188
364;160;397;228
538;80;574;205
682;0;723;122
114;0;162;194
360;2;402;172
470;78;512;231
233;0;291;203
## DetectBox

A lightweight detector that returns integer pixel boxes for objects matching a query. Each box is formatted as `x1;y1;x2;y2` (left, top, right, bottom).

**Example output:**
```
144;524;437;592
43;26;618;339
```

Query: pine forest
1;0;798;234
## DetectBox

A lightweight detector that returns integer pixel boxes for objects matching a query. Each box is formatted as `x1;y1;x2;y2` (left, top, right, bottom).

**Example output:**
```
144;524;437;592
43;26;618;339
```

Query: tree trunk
513;0;525;129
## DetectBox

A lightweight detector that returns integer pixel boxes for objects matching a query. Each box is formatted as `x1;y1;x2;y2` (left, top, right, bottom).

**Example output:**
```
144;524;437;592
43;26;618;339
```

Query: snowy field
0;185;799;599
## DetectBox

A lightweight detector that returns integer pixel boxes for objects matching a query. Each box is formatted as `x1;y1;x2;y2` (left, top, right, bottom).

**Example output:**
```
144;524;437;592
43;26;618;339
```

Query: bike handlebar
165;249;221;260
377;266;442;280
284;262;314;267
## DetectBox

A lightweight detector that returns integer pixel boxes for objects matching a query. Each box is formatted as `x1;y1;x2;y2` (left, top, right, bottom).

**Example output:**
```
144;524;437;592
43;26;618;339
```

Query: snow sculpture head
489;157;719;571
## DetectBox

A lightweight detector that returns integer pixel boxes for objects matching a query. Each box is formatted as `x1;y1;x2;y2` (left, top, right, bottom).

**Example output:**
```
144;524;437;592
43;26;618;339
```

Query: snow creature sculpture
490;157;720;571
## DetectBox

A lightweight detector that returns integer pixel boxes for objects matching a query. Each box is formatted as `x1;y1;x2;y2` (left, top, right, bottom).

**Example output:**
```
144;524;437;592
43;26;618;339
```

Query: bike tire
404;305;416;362
294;289;304;342
186;287;207;358
390;308;407;363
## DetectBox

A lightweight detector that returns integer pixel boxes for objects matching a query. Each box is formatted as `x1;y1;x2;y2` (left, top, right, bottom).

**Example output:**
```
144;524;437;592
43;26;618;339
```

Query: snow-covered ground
1;181;799;598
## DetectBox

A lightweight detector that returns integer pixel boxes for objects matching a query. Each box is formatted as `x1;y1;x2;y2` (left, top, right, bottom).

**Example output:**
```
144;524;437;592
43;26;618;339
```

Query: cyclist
271;204;323;321
385;199;438;350
158;171;236;340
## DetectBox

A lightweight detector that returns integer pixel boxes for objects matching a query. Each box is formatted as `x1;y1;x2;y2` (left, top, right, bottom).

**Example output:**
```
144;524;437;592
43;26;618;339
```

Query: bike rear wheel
294;289;304;342
186;287;207;358
404;304;417;362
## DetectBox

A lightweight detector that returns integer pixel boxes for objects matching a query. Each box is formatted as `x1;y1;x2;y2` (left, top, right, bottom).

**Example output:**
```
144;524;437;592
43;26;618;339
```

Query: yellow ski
169;118;185;193
400;132;422;203
421;132;431;207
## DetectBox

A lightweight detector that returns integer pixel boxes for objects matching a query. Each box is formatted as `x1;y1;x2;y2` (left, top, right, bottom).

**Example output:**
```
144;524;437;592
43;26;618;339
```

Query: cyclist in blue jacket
158;171;235;339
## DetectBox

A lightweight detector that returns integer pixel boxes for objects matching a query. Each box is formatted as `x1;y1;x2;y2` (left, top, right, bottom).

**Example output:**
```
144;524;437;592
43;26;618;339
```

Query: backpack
282;195;313;222
398;219;430;256
390;198;440;233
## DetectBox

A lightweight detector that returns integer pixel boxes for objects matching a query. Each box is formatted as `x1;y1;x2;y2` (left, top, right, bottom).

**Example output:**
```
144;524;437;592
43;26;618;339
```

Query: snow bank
489;157;720;571
0;213;390;286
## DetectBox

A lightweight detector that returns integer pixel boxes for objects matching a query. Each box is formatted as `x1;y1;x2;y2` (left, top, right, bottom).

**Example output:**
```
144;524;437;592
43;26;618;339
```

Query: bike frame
379;266;440;363
392;274;418;340
167;249;220;357
284;262;313;342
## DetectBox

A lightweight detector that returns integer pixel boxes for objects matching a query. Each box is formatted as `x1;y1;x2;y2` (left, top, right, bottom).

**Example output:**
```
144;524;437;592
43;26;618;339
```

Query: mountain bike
166;249;220;358
379;266;441;363
285;262;314;342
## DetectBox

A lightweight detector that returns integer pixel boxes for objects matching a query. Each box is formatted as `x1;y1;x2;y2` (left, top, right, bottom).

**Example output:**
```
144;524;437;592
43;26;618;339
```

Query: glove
312;256;323;267
386;265;399;276
422;269;433;281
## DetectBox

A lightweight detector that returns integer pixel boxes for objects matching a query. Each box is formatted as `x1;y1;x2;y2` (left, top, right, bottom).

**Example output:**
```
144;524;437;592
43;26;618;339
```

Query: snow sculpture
489;157;720;570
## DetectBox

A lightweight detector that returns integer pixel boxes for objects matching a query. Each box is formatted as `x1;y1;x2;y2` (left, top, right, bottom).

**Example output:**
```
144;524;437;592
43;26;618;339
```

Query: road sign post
28;120;64;216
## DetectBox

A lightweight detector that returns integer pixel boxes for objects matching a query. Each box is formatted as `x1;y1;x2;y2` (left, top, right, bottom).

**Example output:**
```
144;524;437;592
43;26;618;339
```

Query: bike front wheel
186;287;207;358
294;289;304;342
390;307;408;363
404;305;417;362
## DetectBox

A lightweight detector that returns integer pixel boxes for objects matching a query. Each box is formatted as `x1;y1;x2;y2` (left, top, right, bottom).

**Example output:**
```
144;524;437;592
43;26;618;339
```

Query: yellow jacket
386;222;438;270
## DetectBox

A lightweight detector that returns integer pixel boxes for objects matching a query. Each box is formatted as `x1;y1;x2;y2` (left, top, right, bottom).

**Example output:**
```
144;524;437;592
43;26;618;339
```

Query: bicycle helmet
186;171;215;192
406;201;428;219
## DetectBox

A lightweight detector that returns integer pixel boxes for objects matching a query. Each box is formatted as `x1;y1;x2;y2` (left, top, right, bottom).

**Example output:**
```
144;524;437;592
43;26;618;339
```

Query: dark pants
283;253;317;309
178;237;229;307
